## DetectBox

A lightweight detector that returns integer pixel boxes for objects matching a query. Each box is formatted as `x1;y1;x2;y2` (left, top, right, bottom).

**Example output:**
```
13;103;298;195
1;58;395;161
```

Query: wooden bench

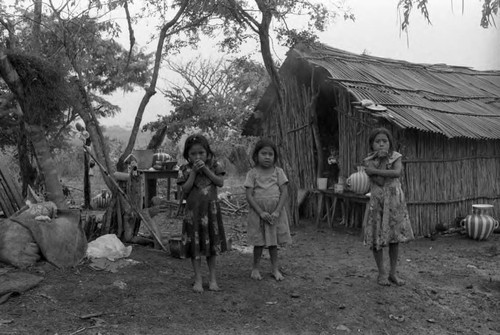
141;169;179;208
315;189;370;229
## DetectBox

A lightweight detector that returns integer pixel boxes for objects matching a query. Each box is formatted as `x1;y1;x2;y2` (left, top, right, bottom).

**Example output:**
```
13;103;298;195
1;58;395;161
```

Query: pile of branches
218;192;248;217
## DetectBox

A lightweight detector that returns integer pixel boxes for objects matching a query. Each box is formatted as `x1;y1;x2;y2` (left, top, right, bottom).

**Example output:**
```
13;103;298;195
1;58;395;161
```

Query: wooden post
84;152;91;209
123;167;142;242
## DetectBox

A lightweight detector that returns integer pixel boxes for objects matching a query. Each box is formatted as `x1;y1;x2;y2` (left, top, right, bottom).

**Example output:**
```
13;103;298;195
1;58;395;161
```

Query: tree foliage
0;0;153;197
398;0;499;32
144;56;268;144
0;3;152;143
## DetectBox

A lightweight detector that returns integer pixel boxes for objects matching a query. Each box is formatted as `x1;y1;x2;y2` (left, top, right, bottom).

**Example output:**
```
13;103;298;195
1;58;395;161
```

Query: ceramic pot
472;204;493;215
461;212;498;241
346;167;370;194
152;150;172;170
471;204;500;235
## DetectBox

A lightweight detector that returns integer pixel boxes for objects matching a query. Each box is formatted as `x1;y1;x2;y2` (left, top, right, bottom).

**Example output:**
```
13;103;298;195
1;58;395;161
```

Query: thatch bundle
6;51;73;125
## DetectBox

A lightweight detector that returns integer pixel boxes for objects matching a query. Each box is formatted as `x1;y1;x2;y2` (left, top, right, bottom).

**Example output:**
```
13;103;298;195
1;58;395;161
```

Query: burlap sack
0;219;41;268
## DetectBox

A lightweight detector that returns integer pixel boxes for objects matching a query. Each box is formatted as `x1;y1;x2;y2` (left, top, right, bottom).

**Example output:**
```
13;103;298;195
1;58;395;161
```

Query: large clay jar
461;204;499;241
346;166;370;195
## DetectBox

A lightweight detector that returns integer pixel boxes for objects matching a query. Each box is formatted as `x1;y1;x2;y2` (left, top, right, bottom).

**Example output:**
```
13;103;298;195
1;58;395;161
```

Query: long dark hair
368;127;395;153
252;138;279;166
182;133;215;163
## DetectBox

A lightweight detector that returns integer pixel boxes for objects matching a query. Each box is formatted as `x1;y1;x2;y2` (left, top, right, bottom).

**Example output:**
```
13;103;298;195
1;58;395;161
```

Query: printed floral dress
244;167;292;247
363;151;414;250
177;160;227;259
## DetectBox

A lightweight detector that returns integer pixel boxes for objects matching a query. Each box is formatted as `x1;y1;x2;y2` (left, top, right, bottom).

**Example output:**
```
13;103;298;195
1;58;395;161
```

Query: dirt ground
1;208;500;335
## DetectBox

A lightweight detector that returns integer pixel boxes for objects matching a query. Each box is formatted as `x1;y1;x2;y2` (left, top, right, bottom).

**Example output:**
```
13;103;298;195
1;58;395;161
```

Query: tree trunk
256;1;283;106
32;0;42;52
26;124;67;209
72;78;116;192
17;123;37;197
0;50;66;208
117;0;190;171
147;126;168;151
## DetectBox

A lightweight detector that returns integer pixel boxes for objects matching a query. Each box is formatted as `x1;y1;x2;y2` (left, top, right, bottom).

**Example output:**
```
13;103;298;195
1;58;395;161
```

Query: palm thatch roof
247;43;500;139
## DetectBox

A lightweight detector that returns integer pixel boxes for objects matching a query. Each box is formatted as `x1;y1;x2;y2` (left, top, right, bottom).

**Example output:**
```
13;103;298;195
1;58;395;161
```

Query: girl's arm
180;169;197;194
200;165;224;187
365;157;402;178
271;183;289;219
245;187;272;223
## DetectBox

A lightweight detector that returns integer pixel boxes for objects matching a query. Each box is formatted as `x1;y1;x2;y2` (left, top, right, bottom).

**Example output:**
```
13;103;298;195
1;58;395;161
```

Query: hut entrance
314;84;340;188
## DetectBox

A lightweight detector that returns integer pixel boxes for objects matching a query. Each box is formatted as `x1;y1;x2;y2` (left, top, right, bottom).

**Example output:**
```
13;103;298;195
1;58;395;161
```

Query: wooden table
315;190;370;229
141;169;179;208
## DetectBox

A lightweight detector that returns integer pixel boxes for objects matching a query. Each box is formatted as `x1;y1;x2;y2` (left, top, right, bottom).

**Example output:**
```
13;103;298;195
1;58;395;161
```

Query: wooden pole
83;145;167;252
83;151;91;209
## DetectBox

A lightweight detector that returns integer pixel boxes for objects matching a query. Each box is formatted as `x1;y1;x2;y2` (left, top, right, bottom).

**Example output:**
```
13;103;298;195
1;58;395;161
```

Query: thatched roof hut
243;43;500;236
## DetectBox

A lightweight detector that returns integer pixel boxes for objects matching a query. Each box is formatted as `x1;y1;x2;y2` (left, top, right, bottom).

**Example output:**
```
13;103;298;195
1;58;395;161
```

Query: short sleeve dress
177;160;228;259
363;151;414;250
244;167;292;247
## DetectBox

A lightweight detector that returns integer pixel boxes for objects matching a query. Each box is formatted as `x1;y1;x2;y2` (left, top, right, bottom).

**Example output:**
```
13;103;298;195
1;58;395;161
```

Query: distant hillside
102;125;154;149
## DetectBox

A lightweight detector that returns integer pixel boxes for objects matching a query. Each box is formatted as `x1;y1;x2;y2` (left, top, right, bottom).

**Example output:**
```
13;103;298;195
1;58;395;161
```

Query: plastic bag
86;234;132;261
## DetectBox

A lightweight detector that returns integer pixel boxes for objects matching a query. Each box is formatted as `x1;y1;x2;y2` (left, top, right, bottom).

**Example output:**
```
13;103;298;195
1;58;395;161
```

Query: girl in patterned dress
244;138;292;281
177;134;227;292
363;127;414;286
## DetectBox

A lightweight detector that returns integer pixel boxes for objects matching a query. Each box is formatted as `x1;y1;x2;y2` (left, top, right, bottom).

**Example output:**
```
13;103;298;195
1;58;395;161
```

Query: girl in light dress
244;139;292;281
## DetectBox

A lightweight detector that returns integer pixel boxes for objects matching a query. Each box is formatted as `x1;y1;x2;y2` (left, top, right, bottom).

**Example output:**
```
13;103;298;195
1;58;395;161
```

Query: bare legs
207;256;220;291
251;246;284;281
269;246;284;281
388;243;405;285
373;248;390;286
251;246;264;280
192;258;203;292
373;243;405;286
191;256;220;293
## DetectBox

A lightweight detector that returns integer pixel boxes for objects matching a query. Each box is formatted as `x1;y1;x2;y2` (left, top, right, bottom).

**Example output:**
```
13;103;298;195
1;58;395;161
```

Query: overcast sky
100;0;500;128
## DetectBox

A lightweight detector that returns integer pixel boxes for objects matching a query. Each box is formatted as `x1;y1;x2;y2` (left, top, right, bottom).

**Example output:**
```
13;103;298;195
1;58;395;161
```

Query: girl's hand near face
192;159;206;172
377;150;389;158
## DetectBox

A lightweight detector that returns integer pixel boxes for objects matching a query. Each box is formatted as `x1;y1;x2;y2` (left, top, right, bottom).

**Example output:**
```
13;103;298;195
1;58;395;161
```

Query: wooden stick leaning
82;145;168;252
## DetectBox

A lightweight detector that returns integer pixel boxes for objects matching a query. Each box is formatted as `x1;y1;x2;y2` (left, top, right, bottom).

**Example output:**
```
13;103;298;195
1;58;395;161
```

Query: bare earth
1;211;499;335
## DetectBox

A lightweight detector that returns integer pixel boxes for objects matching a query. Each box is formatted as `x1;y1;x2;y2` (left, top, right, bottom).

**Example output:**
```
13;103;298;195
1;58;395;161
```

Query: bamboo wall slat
264;80;317;225
338;111;500;236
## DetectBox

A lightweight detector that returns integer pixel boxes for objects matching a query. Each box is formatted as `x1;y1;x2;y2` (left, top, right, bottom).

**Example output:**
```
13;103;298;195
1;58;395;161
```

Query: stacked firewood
218;192;248;217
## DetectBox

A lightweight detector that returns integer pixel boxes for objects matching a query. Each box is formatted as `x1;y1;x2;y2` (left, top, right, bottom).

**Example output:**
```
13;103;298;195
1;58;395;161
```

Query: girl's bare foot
208;282;221;291
192;281;204;293
272;270;284;281
377;274;391;286
251;269;262;280
388;275;406;286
